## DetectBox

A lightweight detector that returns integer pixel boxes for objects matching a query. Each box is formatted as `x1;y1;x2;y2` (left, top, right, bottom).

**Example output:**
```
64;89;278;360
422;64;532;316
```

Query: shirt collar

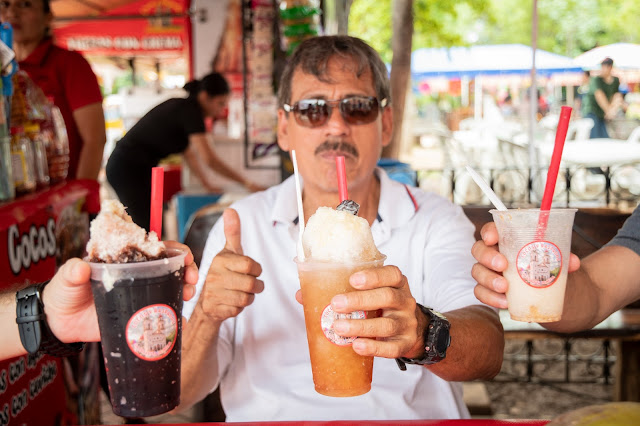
20;37;54;67
270;167;419;230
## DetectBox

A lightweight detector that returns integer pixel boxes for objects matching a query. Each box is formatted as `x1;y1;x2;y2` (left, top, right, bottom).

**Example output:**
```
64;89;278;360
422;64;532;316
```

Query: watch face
435;328;451;353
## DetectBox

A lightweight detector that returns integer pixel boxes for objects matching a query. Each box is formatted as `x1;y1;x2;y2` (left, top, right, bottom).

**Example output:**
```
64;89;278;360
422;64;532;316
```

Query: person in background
1;0;106;180
576;70;591;115
106;72;264;231
582;57;625;139
471;206;640;333
176;35;503;421
0;242;198;362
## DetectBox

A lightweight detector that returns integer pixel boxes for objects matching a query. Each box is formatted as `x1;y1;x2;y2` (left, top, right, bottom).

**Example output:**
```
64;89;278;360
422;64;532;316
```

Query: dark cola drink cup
88;248;186;418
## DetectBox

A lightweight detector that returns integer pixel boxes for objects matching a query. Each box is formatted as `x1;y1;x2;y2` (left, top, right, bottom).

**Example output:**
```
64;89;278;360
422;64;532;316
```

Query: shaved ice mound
86;200;166;263
302;206;383;263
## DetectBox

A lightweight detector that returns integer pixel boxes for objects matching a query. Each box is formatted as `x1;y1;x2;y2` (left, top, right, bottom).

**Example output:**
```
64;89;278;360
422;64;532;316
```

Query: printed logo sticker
320;305;366;346
516;241;562;288
126;304;177;361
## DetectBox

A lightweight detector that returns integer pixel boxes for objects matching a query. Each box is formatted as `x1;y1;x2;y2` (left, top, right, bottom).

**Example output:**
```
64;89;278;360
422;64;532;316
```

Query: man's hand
295;265;423;359
471;222;581;309
199;208;264;322
44;242;198;344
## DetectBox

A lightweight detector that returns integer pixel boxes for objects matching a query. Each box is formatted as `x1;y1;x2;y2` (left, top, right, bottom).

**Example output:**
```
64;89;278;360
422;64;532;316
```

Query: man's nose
325;105;349;135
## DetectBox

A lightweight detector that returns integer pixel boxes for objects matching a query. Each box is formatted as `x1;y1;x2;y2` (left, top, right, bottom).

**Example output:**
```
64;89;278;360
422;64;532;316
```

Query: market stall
0;179;100;425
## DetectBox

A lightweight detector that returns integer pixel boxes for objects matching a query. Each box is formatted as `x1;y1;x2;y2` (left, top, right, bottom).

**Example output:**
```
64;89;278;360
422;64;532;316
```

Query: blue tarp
411;44;582;79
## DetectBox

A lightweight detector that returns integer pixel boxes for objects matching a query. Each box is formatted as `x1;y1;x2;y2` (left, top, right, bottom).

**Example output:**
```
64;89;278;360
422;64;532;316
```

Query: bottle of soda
24;122;49;188
10;125;36;194
50;103;69;182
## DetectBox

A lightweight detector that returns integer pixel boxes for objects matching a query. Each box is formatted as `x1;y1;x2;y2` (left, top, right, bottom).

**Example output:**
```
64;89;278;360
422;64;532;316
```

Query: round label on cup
516;241;562;288
320;305;366;346
126;304;178;361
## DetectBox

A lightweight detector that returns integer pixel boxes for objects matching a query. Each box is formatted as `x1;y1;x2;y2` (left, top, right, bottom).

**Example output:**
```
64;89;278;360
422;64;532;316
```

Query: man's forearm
426;305;504;381
175;304;223;412
541;268;603;333
543;245;640;333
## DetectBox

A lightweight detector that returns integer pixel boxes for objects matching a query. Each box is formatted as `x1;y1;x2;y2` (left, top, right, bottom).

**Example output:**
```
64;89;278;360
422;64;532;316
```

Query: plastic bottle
50;103;69;182
0;79;13;201
41;96;68;184
10;126;36;194
24;122;49;188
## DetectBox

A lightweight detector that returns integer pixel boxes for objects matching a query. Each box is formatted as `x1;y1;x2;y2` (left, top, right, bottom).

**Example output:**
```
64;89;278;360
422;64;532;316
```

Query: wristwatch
15;281;85;357
396;304;451;371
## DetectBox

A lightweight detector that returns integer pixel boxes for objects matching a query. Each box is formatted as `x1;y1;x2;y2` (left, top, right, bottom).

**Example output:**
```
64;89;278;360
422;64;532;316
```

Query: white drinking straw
291;150;306;261
465;165;508;211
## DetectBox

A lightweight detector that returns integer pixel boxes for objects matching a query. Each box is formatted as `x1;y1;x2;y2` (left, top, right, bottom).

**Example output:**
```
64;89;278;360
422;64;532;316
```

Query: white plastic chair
566;118;595;141
626;126;640;144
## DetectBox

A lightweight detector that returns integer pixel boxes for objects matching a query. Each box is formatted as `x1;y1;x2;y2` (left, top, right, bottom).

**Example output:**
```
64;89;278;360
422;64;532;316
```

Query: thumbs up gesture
199;208;264;322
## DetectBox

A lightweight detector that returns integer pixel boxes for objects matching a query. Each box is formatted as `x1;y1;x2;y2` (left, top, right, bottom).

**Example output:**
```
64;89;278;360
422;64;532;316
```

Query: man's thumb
223;208;244;255
61;258;91;287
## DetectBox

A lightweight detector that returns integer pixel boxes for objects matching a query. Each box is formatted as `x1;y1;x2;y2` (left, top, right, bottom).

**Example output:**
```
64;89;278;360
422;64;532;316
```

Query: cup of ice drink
296;206;385;397
491;208;577;323
86;200;186;417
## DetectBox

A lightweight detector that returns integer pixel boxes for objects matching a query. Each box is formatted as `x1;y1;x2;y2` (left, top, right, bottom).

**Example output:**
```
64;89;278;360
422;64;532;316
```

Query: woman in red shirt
1;0;106;180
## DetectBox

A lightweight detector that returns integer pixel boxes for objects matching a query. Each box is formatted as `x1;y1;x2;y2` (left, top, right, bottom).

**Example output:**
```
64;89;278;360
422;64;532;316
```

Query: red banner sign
53;0;190;56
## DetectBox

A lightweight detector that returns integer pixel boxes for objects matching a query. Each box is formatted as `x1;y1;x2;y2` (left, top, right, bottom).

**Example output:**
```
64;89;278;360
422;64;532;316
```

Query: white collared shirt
184;169;482;421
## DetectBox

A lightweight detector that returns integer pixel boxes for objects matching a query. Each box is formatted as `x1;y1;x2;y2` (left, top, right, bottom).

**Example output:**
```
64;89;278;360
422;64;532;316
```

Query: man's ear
277;109;290;151
381;105;393;148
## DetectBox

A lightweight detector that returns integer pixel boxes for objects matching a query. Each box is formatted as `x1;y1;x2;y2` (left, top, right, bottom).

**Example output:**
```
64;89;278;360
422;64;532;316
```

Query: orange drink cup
296;257;385;397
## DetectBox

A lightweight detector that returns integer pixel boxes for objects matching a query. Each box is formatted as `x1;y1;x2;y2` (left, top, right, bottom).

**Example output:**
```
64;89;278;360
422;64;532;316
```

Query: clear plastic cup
295;256;385;397
491;209;577;322
88;248;186;417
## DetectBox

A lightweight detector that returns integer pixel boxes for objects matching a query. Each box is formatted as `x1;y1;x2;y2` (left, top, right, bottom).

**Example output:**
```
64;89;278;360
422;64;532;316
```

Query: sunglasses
283;95;388;128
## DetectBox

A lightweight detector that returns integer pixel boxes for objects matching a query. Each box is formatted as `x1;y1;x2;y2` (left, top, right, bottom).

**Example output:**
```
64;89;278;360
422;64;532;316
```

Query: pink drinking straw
150;166;164;237
335;156;348;202
536;106;573;240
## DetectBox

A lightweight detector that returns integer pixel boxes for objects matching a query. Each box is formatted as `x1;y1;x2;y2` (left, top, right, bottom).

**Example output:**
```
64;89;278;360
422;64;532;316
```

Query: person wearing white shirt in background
177;35;504;421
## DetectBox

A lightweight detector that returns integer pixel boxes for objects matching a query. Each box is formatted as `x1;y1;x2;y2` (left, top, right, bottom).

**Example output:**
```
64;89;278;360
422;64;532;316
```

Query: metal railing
414;165;640;209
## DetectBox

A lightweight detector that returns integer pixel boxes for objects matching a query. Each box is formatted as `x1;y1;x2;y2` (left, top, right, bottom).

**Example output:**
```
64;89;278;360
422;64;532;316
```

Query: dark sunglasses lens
295;100;329;127
341;97;379;124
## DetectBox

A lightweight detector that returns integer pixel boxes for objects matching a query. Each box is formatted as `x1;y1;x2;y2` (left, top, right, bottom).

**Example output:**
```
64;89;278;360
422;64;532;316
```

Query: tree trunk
382;0;413;159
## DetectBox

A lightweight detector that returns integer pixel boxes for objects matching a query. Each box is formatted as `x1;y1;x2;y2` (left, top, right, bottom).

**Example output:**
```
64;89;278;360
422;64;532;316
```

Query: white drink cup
491;209;577;323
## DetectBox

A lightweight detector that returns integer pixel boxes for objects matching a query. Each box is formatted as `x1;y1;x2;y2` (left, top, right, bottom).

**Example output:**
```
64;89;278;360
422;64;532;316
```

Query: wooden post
382;0;413;160
615;339;640;402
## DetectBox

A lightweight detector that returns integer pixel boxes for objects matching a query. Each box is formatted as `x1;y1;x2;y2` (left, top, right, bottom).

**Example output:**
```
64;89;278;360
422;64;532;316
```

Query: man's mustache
314;141;359;158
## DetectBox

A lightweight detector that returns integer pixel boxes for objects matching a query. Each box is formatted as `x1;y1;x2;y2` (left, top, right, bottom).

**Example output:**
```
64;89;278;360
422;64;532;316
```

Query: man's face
277;58;392;195
601;64;612;78
0;0;51;45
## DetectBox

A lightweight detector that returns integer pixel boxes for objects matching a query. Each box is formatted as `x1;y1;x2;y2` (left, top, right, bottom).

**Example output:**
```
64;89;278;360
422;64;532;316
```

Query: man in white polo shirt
178;35;504;421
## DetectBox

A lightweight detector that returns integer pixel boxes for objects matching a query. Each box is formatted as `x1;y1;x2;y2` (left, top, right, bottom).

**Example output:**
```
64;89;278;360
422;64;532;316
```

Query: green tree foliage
348;0;640;60
348;0;490;64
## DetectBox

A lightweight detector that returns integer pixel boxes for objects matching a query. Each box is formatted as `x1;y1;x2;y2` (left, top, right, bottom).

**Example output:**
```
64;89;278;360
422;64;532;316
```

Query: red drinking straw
536;106;572;240
335;156;348;202
150;166;164;236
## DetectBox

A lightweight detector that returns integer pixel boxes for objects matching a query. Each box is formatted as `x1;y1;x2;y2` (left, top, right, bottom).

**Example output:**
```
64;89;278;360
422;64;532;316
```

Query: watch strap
396;304;450;370
16;281;85;357
15;284;45;354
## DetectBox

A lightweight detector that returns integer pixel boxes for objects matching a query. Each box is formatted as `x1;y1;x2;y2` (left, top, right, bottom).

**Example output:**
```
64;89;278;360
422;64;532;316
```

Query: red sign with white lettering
0;180;98;425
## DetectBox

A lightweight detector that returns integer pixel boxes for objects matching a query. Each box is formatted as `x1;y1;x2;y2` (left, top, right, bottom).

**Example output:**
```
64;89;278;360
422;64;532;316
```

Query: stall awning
411;44;582;79
51;0;191;57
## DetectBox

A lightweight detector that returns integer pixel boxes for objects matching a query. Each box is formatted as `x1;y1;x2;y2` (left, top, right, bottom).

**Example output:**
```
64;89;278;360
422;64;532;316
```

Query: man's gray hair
277;35;391;107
